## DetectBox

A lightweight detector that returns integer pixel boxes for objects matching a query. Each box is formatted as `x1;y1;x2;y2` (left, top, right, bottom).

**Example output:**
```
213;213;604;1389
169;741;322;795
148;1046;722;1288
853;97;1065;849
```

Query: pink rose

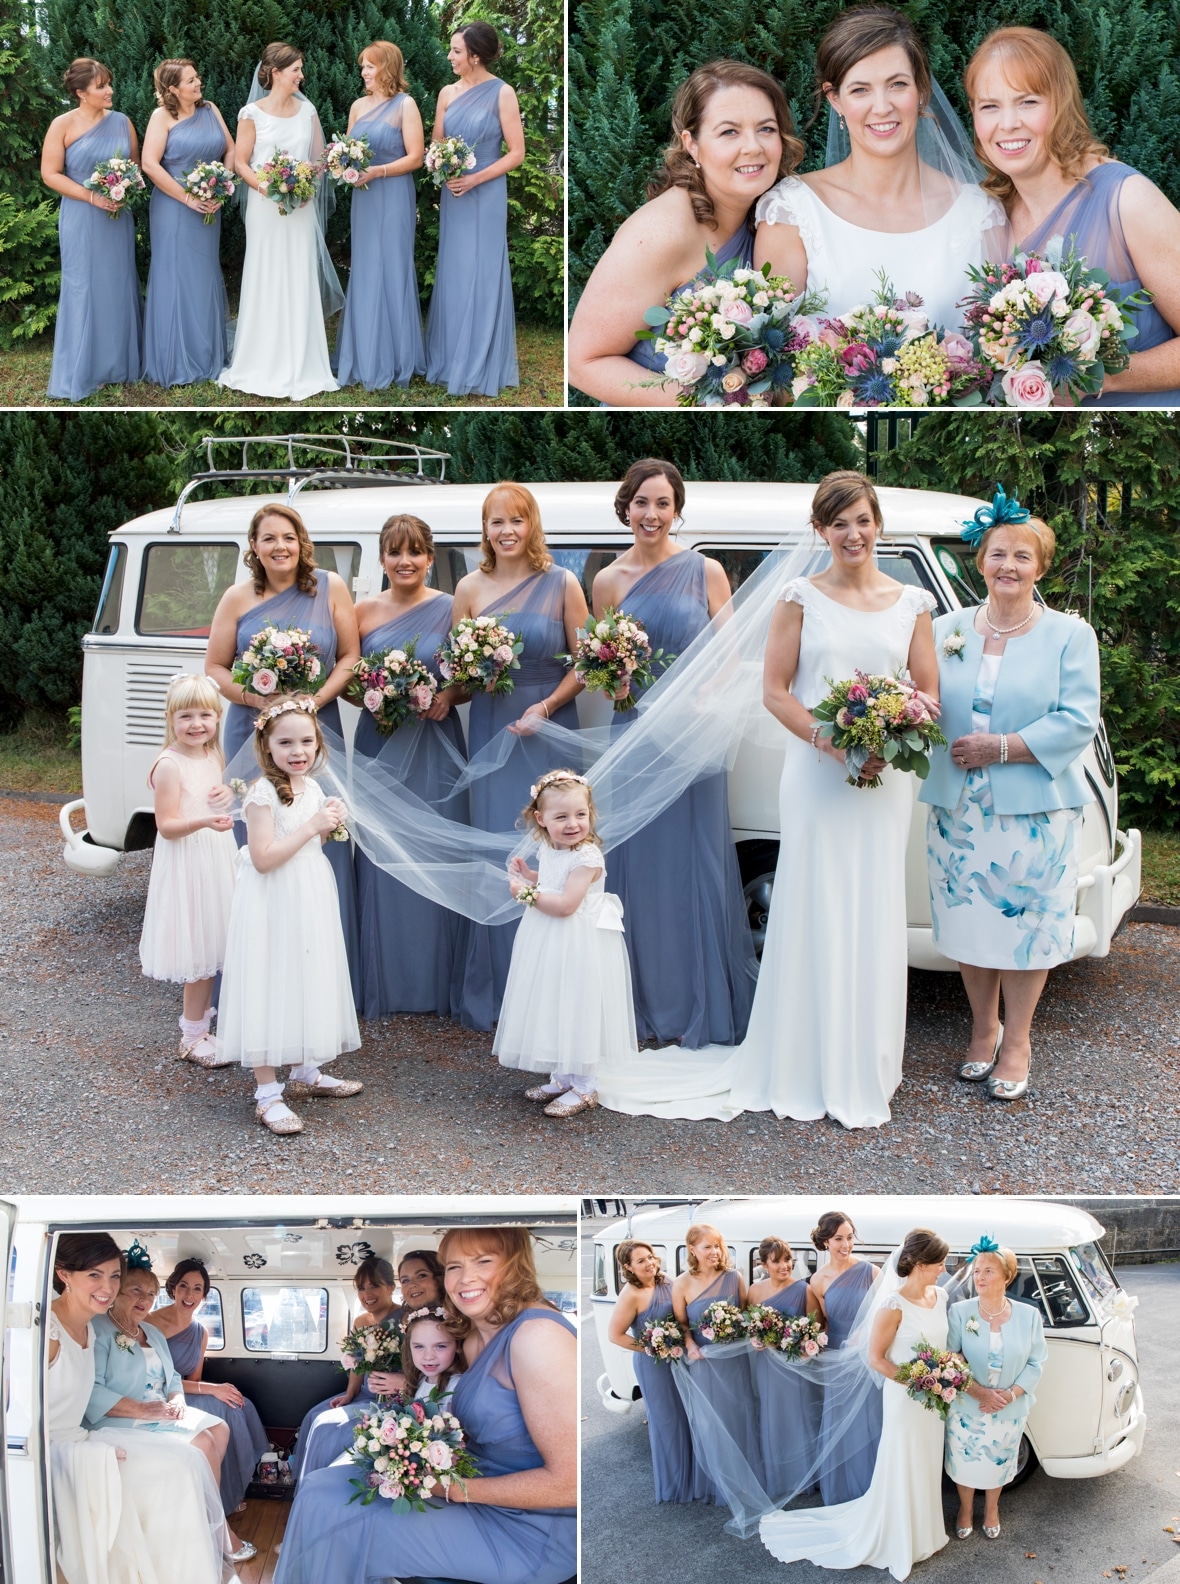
493;644;514;664
943;1386;957;1402
817;1332;828;1347
792;315;821;344
307;657;322;679
941;331;974;363
1001;360;1053;407
409;684;434;712
1025;270;1069;308
841;342;876;374
802;1339;819;1356
897;308;928;342
363;688;384;714
344;167;360;184
835;390;855;409
741;347;769;374
380;1420;401;1445
1063;308;1100;359
720;299;753;325
253;669;278;694
425;1441;453;1470
663;348;710;386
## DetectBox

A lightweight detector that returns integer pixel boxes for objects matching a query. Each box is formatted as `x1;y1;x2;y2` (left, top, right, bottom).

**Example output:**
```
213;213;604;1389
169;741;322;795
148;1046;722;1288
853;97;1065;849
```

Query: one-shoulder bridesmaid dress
818;1262;882;1504
683;1271;762;1501
630;1279;698;1502
753;1279;822;1501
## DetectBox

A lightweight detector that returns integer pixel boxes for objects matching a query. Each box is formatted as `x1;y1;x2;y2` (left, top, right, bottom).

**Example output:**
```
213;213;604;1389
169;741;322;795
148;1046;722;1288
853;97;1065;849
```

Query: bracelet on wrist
809;722;821;751
517;883;540;908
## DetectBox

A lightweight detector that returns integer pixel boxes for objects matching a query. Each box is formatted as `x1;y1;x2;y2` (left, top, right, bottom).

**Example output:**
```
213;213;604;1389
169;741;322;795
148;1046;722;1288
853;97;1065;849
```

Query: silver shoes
982;1522;1001;1539
986;1071;1029;1101
227;1540;257;1563
959;1023;1003;1082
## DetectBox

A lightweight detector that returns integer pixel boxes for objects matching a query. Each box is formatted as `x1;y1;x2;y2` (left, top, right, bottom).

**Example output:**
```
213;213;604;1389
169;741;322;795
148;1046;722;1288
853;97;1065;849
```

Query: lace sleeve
902;586;938;619
755;177;824;263
779;576;816;612
571;845;606;875
243;778;278;814
48;1315;62;1343
237;102;260;125
883;1295;903;1312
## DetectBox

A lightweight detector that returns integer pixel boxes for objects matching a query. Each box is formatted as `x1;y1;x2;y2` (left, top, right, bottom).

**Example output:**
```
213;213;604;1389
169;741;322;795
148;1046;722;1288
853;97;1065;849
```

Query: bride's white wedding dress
217;98;339;400
759;1286;950;1580
595;577;936;1129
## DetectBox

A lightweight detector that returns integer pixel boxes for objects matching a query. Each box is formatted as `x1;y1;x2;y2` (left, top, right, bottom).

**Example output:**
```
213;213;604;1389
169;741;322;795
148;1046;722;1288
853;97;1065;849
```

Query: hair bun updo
461;22;502;66
896;1227;949;1276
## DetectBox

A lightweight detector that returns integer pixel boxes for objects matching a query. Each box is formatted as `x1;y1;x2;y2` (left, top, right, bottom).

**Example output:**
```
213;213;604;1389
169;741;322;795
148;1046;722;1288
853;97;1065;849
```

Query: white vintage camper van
0;1194;577;1584
62;435;1141;969
591;1197;1145;1486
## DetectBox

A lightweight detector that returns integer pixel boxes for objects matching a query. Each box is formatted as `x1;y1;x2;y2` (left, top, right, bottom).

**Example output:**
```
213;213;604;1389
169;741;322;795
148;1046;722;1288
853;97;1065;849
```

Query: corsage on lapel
943;624;966;661
965;1314;980;1336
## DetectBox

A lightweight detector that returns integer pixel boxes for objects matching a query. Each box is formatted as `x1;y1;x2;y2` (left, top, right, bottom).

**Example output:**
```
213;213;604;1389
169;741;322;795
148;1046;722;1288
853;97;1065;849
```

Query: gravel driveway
3;797;1178;1195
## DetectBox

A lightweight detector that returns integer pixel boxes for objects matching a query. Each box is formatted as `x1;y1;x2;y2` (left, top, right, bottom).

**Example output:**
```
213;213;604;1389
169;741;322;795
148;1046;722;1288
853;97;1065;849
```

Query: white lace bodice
47;1315;97;1444
535;842;606;906
884;1287;949;1365
242;776;331;862
756;177;1005;329
781;578;937;710
238;98;319;168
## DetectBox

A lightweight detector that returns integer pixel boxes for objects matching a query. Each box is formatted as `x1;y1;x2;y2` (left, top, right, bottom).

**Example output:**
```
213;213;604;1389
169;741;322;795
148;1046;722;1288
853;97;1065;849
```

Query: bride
218;42;341;399
594;470;939;1128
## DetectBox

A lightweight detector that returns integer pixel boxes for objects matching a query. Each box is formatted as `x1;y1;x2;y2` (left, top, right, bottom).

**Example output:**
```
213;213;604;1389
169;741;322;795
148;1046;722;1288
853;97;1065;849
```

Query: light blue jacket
946;1297;1047;1425
84;1313;183;1429
921;607;1100;816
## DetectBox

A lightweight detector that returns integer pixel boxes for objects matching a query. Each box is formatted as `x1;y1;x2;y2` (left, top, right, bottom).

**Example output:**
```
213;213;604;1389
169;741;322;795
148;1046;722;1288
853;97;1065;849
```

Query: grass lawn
0;321;564;408
1141;830;1180;907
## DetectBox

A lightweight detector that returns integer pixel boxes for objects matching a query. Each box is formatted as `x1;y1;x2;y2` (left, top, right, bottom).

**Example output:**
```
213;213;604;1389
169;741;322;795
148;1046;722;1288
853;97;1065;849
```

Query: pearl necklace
983;602;1035;638
108;1308;144;1343
978;1296;1010;1321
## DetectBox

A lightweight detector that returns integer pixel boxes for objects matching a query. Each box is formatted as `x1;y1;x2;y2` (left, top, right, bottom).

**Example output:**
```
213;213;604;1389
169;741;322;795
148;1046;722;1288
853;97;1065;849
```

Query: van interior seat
201;1356;348;1432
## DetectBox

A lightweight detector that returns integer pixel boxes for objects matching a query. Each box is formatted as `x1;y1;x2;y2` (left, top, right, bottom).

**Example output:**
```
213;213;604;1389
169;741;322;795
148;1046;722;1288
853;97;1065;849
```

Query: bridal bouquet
346;1389;477;1509
232;625;324;696
83;156;147;218
561;607;674;712
436;615;523;696
347;641;438;735
894;1340;972;1419
324;133;374;188
340;1318;403;1389
638;1316;689;1363
744;1307;829;1360
637;255;825;407
182;160;235;223
814;671;947;789
697;1300;747;1344
960;242;1150;405
425;136;477;188
791;274;988;408
257;150;320;214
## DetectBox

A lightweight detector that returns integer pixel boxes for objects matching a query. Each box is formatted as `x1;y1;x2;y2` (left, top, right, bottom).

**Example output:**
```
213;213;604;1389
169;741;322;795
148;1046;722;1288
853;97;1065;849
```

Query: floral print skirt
944;1401;1025;1489
927;772;1082;971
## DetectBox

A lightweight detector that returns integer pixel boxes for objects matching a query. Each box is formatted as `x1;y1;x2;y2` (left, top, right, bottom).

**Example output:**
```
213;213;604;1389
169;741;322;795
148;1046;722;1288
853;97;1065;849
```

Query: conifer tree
0;1;63;344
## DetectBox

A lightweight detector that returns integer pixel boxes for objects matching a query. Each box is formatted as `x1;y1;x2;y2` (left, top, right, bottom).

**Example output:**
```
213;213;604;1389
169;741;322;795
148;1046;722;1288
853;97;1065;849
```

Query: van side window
92;544;127;634
876;549;946;609
593;1243;607;1297
152;1284;225;1349
1009;1256;1090;1326
242;1285;329;1353
311;541;362;594
137;543;240;638
698;547;770;592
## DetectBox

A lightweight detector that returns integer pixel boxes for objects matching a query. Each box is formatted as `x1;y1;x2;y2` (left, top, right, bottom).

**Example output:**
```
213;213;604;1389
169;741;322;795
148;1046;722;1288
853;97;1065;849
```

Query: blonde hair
437;1227;552;1327
521;770;600;848
245;504;319;595
974;1246;1019;1286
153;59;204;118
161;673;224;752
965;28;1109;208
685;1223;732;1275
975;515;1056;577
479;484;552;574
254;696;326;806
360;41;408;97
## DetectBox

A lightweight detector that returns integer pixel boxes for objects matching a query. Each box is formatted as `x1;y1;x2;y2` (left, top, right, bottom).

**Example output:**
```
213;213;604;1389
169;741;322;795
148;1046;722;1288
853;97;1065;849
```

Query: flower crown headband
959;483;1031;548
529;770;590;800
254;696;319;732
403;1305;448;1325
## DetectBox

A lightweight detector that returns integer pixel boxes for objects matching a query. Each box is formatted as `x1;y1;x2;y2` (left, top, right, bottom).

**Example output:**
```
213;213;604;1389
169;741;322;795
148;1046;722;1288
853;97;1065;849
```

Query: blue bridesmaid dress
274;1307;577;1584
289;1312;402;1482
817;1262;881;1504
165;1321;269;1509
425;77;518;397
222;569;360;1004
684;1271;762;1501
47;111;143;400
753;1279;822;1502
354;596;468;1017
458;568;580;1030
335;95;426;389
1020;162;1180;407
630;1279;698;1503
143;104;230;386
609;551;754;1047
619;224;752;397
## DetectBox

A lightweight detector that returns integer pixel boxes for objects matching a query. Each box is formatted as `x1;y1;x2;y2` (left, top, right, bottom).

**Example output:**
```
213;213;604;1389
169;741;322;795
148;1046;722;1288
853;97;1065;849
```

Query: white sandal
255;1097;303;1136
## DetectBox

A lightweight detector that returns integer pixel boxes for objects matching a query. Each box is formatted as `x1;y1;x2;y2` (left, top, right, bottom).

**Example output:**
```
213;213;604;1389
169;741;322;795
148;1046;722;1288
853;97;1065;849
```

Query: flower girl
400;1306;466;1403
218;696;364;1135
139;674;237;1067
494;769;638;1117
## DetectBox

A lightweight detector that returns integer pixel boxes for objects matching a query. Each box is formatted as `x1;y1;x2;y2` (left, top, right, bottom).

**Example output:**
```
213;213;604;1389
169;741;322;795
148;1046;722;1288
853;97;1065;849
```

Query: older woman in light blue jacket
946;1239;1047;1540
922;489;1100;1101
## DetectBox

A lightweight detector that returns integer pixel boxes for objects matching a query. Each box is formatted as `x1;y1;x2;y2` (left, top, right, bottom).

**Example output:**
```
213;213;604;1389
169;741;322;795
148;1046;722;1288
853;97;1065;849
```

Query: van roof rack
169;434;451;532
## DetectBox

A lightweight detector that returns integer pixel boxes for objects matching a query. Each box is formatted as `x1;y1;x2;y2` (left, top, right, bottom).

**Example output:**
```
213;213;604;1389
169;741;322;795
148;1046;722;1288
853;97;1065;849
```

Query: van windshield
1070;1242;1119;1306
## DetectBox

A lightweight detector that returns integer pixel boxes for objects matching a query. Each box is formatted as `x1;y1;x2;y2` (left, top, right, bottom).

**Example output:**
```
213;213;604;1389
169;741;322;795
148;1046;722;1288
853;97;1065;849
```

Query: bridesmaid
674;1223;761;1500
592;459;754;1047
274;1227;576;1584
150;1258;269;1513
966;27;1180;405
205;504;361;1003
42;58;143;401
424;23;524;397
453;484;588;1029
352;514;467;1016
747;1236;822;1502
809;1210;881;1504
607;1239;697;1503
335;41;426;389
141;59;235;387
568;61;802;406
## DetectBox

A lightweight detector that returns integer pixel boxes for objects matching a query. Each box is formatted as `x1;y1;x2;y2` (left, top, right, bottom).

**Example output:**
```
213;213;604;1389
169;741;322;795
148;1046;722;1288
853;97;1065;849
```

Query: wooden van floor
234;1498;290;1584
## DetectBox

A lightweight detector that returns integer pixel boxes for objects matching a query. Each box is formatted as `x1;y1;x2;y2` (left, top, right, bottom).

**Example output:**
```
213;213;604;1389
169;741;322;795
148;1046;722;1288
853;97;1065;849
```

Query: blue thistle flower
1046;353;1079;384
1016;311;1056;352
854;370;897;405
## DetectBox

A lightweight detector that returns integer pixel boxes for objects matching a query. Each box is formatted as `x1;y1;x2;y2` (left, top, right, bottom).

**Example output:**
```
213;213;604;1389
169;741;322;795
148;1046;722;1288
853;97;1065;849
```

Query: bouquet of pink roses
638;1315;689;1363
425;136;476;188
232;624;324;697
182;159;235;223
436;615;523;696
894;1340;972;1419
346;1389;478;1510
744;1307;829;1360
346;641;438;736
813;670;946;789
561;606;674;712
959;242;1150;405
697;1299;747;1344
257;150;320;214
324;133;374;188
83;156;147;218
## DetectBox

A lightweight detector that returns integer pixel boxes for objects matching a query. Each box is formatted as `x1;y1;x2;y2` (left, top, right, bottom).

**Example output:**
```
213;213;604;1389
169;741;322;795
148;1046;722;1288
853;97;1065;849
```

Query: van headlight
1114;1379;1136;1418
1107;1357;1124;1383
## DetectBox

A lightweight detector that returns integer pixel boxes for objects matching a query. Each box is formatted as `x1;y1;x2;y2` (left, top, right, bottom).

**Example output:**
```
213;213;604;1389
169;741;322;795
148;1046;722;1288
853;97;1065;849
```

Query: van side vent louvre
126;663;181;745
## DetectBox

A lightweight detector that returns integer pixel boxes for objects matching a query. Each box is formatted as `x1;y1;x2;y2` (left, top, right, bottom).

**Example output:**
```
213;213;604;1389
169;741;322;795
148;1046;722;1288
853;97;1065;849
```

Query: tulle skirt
139;828;237;983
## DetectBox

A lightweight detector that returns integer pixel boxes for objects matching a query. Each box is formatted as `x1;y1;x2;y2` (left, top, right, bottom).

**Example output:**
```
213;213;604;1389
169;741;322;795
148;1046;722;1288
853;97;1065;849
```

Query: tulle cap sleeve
779;576;817;612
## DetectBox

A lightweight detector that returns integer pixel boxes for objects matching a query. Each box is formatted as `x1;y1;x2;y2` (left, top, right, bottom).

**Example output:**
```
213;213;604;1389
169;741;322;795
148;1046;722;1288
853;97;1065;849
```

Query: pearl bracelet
809;723;821;752
999;733;1008;765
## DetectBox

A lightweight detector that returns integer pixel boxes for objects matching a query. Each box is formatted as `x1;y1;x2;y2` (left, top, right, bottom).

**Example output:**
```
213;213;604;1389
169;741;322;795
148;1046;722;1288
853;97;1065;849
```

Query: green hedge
570;0;1180;310
0;8;65;345
21;0;562;332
